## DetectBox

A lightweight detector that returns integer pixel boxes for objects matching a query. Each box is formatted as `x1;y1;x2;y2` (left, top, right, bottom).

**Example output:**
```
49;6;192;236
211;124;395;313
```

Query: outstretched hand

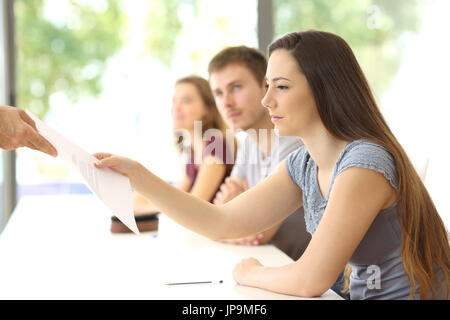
0;105;57;156
93;152;142;182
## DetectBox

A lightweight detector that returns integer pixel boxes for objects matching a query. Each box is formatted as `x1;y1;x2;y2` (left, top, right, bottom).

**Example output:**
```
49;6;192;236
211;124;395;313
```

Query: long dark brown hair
269;30;449;299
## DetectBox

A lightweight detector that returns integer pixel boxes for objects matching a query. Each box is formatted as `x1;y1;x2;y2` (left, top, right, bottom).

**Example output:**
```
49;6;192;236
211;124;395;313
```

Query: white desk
0;195;343;300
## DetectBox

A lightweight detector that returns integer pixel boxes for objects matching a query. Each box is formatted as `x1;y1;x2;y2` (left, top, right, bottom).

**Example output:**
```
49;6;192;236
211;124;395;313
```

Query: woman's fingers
220;234;262;246
92;153;134;178
93;152;112;161
213;191;223;204
93;155;117;168
225;177;241;190
220;182;230;193
93;153;120;169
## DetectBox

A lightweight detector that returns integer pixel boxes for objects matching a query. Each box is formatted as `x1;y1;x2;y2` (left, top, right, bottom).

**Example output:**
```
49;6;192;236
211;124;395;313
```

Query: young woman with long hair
112;75;235;232
95;31;449;299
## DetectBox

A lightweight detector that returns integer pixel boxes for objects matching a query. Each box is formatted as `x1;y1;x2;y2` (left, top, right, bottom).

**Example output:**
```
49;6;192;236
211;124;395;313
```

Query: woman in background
111;75;235;232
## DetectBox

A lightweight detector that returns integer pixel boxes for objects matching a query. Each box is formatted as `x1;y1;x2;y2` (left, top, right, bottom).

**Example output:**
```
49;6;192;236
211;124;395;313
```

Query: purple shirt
185;136;233;202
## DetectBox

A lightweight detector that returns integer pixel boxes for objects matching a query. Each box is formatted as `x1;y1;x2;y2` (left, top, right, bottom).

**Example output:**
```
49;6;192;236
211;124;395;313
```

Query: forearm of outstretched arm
132;163;228;240
215;161;302;240
132;160;301;241
259;223;283;244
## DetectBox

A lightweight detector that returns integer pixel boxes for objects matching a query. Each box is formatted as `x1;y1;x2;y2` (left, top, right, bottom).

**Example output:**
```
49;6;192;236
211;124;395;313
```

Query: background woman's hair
269;30;449;299
174;75;236;159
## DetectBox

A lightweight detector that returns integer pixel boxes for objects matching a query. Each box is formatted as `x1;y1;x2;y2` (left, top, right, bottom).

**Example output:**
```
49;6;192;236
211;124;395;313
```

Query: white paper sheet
28;112;140;234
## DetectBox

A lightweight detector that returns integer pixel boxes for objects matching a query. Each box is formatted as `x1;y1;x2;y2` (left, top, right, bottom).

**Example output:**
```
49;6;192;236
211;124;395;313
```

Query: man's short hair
208;46;267;86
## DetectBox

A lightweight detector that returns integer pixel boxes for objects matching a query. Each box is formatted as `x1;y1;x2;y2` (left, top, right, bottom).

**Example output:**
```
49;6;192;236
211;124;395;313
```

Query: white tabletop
0;194;343;300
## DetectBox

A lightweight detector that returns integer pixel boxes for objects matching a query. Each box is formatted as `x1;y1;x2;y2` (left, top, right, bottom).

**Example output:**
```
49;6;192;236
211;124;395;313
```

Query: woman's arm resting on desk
93;153;301;241
232;167;396;297
189;155;226;201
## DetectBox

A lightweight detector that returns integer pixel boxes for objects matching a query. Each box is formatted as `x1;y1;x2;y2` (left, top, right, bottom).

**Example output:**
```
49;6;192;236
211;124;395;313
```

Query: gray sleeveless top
285;140;446;300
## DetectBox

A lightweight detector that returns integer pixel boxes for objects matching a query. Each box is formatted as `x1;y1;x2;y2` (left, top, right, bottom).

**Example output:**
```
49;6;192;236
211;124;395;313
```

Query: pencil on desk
165;280;223;285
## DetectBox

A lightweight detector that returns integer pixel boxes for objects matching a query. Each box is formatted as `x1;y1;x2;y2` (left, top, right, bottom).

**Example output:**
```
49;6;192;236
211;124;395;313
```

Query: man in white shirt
209;46;310;260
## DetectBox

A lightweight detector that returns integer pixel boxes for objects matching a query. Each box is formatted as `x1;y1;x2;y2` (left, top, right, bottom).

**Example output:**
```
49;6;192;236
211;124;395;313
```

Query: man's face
209;64;268;131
